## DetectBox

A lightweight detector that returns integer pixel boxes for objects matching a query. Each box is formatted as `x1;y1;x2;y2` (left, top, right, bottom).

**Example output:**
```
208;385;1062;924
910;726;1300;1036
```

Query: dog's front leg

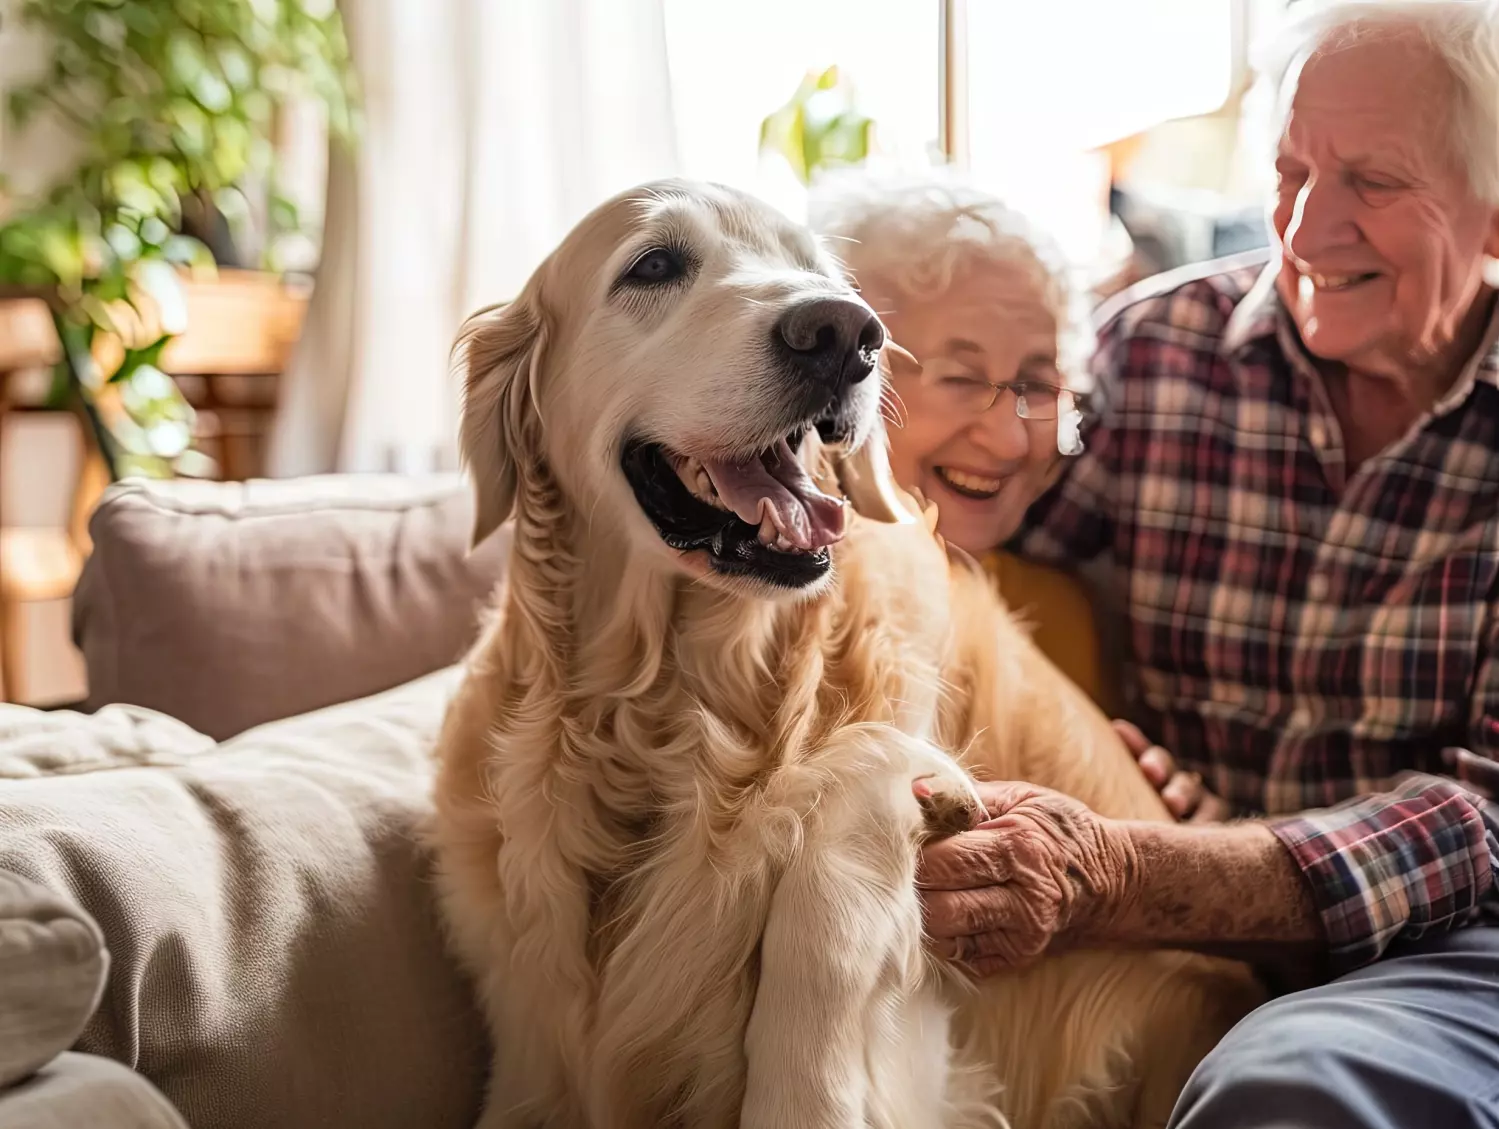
741;845;892;1128
741;726;963;1129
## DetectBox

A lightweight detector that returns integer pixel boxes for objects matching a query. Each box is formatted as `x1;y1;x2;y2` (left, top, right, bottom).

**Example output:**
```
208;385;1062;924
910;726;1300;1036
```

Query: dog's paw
908;749;987;841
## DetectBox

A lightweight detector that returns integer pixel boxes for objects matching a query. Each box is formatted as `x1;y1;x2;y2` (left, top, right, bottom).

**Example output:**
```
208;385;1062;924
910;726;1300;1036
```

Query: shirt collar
1221;259;1282;355
1441;293;1499;410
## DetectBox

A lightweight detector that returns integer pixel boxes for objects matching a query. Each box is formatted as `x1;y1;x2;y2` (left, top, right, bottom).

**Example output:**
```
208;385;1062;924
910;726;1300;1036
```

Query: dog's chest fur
553;523;964;1114
431;512;1014;1128
578;525;953;962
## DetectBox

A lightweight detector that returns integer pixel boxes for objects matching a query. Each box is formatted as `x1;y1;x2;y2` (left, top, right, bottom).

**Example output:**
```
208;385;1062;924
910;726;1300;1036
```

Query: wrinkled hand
1112;720;1231;823
916;781;1135;976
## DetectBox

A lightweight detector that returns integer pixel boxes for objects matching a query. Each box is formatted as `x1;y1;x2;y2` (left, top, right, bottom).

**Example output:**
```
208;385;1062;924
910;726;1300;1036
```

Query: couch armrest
0;1052;188;1129
0;871;107;1089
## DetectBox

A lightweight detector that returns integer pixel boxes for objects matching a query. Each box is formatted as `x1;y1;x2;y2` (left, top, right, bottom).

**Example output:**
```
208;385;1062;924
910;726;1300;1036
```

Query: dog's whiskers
880;387;909;430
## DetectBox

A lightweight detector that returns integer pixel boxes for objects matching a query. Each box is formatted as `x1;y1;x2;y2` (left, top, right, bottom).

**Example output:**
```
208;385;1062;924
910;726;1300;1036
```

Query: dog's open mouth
622;431;846;587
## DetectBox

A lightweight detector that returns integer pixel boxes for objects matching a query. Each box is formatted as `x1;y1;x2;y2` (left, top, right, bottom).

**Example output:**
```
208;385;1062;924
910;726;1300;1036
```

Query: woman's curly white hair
807;171;1095;389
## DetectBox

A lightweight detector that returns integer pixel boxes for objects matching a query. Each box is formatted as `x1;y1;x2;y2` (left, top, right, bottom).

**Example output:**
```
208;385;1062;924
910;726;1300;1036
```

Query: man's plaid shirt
1016;253;1499;974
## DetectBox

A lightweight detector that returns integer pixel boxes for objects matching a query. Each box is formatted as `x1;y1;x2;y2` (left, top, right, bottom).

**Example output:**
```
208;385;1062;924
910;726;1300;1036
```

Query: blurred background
0;0;1298;705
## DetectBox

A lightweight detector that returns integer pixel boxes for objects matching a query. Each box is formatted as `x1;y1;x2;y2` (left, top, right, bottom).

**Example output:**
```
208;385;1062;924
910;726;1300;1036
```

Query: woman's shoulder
979;550;1107;706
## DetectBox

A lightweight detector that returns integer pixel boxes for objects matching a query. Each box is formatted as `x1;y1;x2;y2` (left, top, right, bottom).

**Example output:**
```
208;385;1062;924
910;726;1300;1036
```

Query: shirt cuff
1268;775;1493;975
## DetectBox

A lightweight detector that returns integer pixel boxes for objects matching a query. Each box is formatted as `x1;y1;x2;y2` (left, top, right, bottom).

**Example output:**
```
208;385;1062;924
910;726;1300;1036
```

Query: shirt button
1308;419;1328;449
1307;571;1330;601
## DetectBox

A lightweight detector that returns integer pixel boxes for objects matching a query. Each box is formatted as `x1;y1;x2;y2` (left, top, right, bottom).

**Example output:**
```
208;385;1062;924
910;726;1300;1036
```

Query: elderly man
918;3;1499;1126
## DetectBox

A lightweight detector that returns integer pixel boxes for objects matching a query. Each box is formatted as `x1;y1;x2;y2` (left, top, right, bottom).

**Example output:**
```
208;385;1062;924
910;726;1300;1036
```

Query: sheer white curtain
269;0;681;476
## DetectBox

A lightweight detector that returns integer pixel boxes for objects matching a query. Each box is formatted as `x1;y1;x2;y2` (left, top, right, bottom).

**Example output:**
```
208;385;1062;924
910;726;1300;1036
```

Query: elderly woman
813;178;1218;813
917;3;1499;1127
811;179;1110;697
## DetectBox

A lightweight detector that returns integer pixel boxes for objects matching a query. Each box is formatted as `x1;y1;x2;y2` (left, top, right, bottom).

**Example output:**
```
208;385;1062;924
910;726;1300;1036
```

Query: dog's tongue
702;439;847;550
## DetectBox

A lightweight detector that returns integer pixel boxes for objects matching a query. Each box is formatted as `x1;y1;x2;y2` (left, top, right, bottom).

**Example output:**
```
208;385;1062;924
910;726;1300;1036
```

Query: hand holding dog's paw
912;773;988;840
916;782;1137;976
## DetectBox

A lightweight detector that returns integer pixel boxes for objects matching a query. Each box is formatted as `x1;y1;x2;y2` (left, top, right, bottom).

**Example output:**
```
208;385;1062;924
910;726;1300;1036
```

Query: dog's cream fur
429;180;1263;1129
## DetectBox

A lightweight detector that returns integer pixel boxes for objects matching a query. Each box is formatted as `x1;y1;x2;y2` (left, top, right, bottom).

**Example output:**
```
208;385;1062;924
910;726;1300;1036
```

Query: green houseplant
759;65;874;187
0;0;357;478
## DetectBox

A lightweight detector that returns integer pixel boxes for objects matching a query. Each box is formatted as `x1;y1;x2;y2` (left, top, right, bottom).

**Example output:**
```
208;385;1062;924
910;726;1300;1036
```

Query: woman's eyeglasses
928;374;1086;423
918;371;1090;456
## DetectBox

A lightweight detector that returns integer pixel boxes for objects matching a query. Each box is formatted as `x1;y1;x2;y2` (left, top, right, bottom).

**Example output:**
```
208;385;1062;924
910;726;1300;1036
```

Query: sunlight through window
964;0;1237;265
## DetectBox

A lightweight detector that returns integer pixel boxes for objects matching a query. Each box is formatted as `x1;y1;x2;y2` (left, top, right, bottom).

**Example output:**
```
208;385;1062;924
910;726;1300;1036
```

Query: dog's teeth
758;514;778;546
677;457;723;507
752;499;810;553
757;499;787;538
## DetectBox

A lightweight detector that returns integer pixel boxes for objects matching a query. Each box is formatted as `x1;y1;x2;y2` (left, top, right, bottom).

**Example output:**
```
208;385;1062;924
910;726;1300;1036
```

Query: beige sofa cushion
0;671;487;1129
74;474;508;741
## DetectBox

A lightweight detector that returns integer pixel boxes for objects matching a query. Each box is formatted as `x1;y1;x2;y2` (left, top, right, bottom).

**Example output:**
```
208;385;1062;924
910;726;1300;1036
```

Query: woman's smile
932;465;1008;501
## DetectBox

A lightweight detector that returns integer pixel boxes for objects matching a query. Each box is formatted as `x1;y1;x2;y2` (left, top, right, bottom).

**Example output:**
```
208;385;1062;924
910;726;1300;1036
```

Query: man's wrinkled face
1272;31;1499;379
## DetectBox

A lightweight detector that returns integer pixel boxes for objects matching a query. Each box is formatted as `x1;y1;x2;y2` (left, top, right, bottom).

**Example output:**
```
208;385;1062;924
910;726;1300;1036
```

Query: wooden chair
0;419;108;704
0;297;86;703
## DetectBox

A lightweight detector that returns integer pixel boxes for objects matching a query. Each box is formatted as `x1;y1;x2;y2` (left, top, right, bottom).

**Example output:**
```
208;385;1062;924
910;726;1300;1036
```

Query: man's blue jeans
1171;928;1499;1128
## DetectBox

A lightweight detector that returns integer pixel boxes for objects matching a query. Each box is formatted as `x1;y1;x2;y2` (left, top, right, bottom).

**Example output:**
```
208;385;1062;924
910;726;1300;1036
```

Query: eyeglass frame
924;372;1092;423
913;369;1093;457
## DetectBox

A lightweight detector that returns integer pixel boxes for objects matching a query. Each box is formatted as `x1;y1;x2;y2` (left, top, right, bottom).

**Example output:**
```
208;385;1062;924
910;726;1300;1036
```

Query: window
966;1;1236;157
662;0;940;222
962;0;1239;264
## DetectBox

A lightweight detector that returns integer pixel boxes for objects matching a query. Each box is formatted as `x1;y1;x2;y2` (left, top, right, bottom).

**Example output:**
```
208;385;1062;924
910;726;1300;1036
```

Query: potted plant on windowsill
0;0;357;479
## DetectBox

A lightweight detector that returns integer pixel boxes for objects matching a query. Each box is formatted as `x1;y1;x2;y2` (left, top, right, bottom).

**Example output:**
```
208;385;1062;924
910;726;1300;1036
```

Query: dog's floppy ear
457;295;546;547
834;419;918;526
833;339;920;525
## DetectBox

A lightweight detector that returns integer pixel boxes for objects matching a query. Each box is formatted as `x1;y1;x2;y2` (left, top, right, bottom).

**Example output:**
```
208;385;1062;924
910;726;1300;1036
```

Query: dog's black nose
775;297;885;387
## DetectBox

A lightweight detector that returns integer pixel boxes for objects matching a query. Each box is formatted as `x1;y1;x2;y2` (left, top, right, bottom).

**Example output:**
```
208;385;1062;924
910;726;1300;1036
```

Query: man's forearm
1076;820;1325;965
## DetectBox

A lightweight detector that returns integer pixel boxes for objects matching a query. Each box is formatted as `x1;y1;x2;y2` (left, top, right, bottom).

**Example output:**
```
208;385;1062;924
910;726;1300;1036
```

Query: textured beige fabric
1;1053;188;1129
0;705;212;780
74;474;509;740
0;671;488;1129
0;872;108;1089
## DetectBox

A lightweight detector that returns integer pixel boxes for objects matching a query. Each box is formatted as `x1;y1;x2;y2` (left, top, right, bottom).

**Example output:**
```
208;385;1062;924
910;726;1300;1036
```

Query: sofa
0;474;513;1129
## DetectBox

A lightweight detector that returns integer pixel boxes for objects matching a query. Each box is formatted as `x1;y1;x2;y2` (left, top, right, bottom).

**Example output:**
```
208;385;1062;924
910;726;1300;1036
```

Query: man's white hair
1255;0;1499;203
806;170;1093;385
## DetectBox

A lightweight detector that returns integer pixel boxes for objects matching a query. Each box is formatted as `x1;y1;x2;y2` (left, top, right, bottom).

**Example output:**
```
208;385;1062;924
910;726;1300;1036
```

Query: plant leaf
111;333;172;384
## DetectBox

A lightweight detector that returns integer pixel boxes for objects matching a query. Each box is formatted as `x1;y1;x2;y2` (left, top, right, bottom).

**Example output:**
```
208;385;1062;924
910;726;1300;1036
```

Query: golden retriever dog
429;178;1262;1129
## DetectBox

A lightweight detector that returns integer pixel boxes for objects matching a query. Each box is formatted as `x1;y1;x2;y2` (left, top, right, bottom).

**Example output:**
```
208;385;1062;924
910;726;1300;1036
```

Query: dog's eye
623;248;685;286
